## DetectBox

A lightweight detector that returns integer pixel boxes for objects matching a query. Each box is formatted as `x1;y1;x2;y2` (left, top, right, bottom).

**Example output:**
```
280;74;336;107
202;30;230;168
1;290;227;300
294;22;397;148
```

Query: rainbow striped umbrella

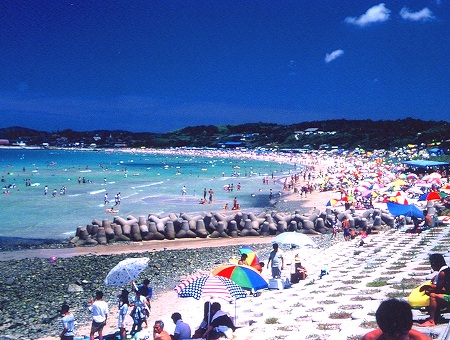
238;246;259;266
212;264;268;292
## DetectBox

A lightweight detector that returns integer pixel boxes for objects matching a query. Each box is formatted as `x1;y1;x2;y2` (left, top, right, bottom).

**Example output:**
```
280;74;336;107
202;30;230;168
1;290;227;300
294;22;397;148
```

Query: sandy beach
1;148;449;340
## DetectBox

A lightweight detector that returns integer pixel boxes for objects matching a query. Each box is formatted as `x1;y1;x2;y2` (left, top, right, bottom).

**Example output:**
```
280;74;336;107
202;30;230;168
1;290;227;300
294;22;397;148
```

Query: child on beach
118;291;129;340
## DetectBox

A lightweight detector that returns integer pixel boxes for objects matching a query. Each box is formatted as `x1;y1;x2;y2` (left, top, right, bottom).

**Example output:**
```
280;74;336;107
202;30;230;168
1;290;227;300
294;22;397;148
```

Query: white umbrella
272;232;317;248
104;257;149;286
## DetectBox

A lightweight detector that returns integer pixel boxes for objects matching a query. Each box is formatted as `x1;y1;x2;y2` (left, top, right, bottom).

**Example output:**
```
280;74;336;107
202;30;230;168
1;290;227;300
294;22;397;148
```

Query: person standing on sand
267;243;284;278
118;290;129;340
89;290;108;340
342;216;351;241
59;303;75;340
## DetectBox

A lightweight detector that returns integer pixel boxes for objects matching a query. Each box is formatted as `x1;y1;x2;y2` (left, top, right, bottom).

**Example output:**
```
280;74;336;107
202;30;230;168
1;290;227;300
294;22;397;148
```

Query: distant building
219;141;244;148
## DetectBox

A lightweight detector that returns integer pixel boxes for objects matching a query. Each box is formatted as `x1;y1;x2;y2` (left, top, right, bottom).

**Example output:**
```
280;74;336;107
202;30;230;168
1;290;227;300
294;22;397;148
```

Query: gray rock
67;283;84;293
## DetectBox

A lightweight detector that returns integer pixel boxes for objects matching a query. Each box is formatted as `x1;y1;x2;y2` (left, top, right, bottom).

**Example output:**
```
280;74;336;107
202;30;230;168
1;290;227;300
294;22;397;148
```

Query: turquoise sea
0;148;299;245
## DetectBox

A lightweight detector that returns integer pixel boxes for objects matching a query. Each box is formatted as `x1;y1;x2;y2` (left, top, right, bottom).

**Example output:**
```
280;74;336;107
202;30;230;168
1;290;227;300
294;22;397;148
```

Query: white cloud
345;3;391;27
325;49;344;63
399;7;435;22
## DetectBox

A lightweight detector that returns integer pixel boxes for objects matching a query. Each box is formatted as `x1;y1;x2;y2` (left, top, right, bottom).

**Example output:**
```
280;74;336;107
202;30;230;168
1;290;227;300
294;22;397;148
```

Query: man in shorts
89;290;109;340
267;243;284;278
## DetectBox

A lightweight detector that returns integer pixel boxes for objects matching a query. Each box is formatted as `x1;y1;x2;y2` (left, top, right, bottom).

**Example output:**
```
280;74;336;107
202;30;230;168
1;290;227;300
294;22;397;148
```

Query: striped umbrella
174;274;247;301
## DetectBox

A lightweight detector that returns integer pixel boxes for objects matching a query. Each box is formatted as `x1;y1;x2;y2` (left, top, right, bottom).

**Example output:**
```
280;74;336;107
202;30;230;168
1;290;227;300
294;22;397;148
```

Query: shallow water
0;148;300;242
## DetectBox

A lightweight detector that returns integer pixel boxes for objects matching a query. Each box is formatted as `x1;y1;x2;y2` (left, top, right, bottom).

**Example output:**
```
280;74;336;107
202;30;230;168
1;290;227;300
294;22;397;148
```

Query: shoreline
0;147;325;255
0;180;330;260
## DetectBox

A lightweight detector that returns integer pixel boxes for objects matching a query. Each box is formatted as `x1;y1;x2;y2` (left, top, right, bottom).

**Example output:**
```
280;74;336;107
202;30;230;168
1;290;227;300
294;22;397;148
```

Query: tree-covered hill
1;118;449;152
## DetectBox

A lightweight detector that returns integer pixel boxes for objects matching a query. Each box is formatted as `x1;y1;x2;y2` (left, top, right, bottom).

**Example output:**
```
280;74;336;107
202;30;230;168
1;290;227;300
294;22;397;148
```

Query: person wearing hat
60;303;75;340
293;254;307;281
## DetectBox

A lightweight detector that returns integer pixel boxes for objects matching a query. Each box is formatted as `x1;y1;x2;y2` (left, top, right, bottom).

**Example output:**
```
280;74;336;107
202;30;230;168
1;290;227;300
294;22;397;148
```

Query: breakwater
71;206;397;246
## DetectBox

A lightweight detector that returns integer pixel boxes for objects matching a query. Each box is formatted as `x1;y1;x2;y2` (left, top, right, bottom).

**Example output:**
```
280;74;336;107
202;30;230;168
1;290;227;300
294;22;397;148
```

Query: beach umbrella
326;198;340;206
438;192;449;199
104;257;149;286
386;202;424;219
407;187;424;195
370;183;382;190
390;196;411;205
272;232;317;248
174;274;247;301
211;264;268;292
238;246;260;266
407;173;418;180
391;179;407;187
418;191;442;201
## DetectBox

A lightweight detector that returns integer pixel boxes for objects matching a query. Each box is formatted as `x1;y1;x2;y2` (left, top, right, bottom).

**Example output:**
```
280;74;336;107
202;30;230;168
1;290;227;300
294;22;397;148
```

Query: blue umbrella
386;202;424;219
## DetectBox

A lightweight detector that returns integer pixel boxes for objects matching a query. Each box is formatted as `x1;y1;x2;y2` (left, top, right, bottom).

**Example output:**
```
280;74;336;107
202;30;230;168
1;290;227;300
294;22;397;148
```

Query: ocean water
0;148;299;243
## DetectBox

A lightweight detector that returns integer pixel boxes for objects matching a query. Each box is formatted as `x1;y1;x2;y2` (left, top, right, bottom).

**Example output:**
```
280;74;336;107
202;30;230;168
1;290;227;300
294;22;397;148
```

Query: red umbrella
418;191;441;201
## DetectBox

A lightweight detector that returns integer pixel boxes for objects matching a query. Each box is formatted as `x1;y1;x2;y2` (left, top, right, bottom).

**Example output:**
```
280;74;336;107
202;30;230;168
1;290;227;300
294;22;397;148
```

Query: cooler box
268;278;284;290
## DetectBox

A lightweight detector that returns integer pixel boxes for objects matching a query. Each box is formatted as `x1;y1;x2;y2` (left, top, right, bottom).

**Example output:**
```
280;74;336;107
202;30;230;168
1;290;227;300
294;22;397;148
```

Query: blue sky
0;1;448;133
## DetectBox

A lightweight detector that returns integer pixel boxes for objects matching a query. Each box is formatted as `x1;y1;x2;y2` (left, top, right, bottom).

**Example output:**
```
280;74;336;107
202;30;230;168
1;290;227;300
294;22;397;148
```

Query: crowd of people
56;248;450;340
58;278;238;340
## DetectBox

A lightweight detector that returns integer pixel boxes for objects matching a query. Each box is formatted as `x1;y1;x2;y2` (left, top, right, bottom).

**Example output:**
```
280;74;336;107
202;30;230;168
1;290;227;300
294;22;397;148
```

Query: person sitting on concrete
291;254;307;283
362;299;430;339
418;253;450;327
